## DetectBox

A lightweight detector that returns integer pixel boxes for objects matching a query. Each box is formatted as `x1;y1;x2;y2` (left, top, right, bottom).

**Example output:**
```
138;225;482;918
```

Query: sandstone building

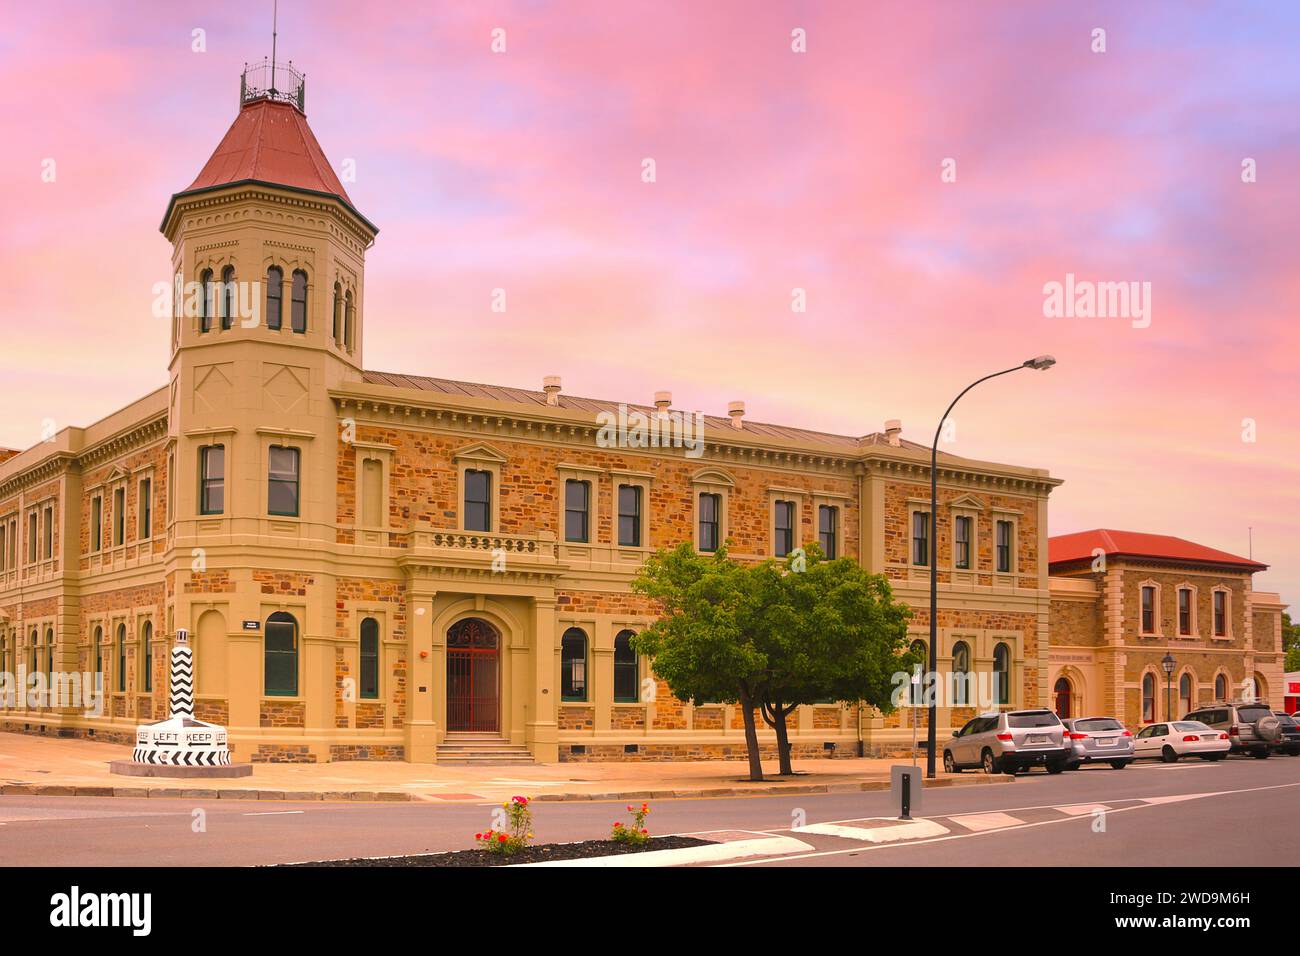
0;68;1284;764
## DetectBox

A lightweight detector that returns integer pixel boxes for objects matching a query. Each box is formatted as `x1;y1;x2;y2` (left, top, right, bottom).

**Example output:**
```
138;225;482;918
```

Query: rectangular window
463;469;492;532
774;500;795;557
359;620;380;701
617;485;642;547
42;506;53;560
1141;586;1155;634
361;459;384;527
1178;589;1192;635
996;520;1012;572
91;497;102;552
0;523;6;571
27;512;38;563
818;505;838;559
564;479;590;543
911;511;929;566
139;478;152;539
954;515;971;569
200;445;225;515
264;618;299;697
267;446;301;517
698;493;721;552
112;488;125;546
1213;591;1226;636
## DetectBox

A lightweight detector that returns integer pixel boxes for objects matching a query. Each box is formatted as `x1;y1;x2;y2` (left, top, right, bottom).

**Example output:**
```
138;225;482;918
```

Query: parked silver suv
1182;701;1281;758
943;709;1070;775
1062;716;1135;770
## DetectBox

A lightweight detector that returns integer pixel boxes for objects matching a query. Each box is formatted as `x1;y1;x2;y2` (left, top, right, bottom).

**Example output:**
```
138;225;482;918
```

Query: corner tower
159;62;378;753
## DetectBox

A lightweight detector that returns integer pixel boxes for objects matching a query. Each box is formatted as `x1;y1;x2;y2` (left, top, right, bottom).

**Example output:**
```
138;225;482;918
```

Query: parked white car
1133;721;1230;762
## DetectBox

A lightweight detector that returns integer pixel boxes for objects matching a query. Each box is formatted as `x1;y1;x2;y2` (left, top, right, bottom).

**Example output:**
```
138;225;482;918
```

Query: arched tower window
1214;673;1228;701
1178;673;1193;717
220;265;236;330
291;270;308;333
141;620;153;693
332;282;342;342
265;266;283;330
951;641;971;705
344;289;355;351
199;269;214;333
993;642;1011;705
1141;673;1156;723
116;623;127;693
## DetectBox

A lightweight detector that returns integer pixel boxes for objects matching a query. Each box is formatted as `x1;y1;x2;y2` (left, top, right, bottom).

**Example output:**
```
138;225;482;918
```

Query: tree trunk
738;685;765;781
773;705;794;776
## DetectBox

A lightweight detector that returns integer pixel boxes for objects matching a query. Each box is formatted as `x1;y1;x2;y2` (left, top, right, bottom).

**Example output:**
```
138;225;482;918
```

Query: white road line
946;811;1024;832
721;779;1300;866
242;810;306;816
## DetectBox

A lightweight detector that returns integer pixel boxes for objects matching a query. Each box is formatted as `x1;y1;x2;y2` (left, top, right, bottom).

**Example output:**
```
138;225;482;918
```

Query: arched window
359;617;380;700
141;621;153;693
116;623;126;693
1054;676;1072;719
561;627;588;702
1178;673;1193;717
45;626;54;683
908;639;927;705
951;641;971;705
993;643;1011;705
1251;672;1268;702
220;265;236;330
265;266;283;330
199;268;214;333
1141;673;1155;723
1214;673;1228;701
332;282;342;342
93;626;103;689
291;270;308;333
264;611;299;697
29;628;38;677
344;289;355;350
613;629;639;703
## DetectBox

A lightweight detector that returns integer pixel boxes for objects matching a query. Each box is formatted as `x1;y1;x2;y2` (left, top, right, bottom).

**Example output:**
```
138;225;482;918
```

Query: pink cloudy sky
1;1;1296;606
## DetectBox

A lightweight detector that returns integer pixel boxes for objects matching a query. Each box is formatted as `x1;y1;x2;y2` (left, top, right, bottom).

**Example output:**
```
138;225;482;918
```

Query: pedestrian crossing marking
945;811;1025;831
1056;803;1109;816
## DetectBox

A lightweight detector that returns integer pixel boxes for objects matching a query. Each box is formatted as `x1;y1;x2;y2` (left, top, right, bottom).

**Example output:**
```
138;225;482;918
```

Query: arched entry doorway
1053;676;1073;719
447;618;500;732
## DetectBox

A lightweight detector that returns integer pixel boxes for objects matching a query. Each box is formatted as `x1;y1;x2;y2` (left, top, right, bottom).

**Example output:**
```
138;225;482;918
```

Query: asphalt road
1;755;1296;866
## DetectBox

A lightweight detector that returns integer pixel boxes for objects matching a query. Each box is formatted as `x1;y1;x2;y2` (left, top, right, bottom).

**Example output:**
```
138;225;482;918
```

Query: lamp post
926;355;1056;778
1161;652;1176;720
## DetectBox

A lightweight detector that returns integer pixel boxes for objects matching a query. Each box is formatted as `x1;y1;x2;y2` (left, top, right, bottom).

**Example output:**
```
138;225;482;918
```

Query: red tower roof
1048;529;1266;571
162;97;374;234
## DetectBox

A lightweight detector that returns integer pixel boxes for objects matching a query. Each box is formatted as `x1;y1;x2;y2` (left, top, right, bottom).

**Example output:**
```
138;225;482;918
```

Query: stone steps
436;734;535;765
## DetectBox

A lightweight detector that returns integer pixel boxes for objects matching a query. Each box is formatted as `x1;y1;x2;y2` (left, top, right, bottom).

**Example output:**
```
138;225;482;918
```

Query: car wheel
943;751;959;773
981;749;998;775
1045;760;1066;775
1109;760;1129;769
1161;745;1179;763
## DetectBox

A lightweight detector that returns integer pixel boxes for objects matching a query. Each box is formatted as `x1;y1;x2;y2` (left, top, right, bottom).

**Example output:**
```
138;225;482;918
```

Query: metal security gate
447;619;499;732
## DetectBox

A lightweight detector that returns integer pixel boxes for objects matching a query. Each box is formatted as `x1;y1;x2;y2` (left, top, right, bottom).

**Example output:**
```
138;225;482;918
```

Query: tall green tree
632;543;915;780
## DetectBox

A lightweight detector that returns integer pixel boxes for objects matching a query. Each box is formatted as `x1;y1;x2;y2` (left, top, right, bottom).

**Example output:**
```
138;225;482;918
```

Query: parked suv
1062;716;1135;770
1183;701;1282;758
1272;712;1300;756
943;709;1070;775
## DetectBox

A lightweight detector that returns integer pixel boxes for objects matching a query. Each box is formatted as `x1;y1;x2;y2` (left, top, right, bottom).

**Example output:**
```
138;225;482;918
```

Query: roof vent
728;401;745;429
884;419;902;447
543;376;562;406
654;391;672;412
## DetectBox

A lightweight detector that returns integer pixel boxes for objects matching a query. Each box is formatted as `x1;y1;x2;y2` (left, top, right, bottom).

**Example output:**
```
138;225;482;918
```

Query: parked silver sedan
1062;716;1135;770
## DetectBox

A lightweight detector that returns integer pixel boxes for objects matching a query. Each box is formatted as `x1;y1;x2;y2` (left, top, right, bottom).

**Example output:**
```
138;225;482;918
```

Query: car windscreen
1237;706;1272;722
1074;718;1123;732
1008;712;1060;728
1173;722;1211;732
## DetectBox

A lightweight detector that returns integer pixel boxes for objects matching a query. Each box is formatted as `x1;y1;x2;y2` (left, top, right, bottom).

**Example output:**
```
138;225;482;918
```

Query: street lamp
1161;652;1177;720
926;355;1056;778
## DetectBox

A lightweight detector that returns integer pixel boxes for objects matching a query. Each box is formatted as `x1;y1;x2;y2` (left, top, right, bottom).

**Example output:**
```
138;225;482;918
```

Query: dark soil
284;835;716;867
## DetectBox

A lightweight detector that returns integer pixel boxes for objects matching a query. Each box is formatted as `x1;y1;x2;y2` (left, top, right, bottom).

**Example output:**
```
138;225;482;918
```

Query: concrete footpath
0;732;1010;803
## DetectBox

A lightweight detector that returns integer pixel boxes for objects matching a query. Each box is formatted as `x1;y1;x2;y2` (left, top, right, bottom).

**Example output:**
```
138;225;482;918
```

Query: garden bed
286;835;715;867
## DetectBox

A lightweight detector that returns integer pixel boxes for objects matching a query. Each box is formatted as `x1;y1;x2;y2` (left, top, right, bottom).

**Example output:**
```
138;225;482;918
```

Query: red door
1054;677;1072;719
447;619;499;732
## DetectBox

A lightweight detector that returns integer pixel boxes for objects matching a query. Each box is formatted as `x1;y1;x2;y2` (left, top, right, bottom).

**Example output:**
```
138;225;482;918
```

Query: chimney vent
654;390;672;412
884;419;902;447
728;401;745;429
543;376;561;406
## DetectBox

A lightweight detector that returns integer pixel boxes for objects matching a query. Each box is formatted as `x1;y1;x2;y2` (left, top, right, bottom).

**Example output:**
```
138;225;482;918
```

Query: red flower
498;833;509;843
